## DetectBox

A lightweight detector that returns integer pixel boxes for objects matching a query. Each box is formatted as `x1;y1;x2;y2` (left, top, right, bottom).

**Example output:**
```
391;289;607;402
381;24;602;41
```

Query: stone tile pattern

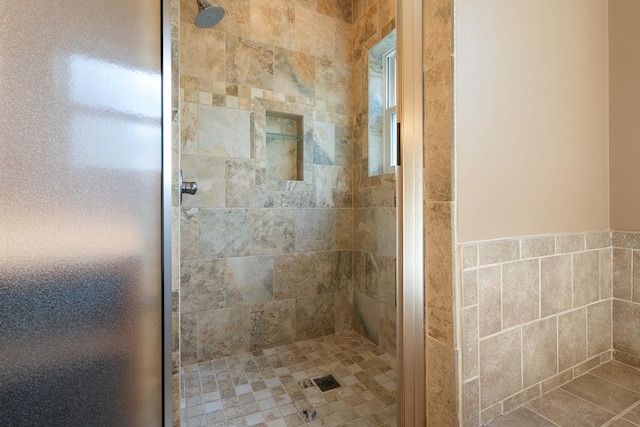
351;0;398;359
486;360;640;427
422;0;456;424
461;231;614;425
612;231;640;369
178;0;387;364
180;332;397;427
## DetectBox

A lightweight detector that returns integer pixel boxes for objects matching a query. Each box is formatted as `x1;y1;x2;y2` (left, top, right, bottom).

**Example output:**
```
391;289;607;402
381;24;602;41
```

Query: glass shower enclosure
0;1;171;424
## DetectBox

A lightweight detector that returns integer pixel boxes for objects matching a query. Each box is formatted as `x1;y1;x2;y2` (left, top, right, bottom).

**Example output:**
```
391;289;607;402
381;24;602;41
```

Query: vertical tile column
423;0;457;425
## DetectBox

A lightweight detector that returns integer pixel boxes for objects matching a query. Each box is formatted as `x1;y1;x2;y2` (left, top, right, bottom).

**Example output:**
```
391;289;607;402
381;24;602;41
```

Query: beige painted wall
610;0;640;232
455;0;610;243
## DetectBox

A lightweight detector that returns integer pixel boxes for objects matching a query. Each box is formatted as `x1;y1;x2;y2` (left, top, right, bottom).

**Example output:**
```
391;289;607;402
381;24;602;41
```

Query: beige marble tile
198;306;251;360
479;329;522;408
199;208;251;258
224;256;274;306
478;265;501;337
378;302;396;356
502;259;539;328
377;0;396;35
316;57;350;105
181;154;225;209
250;208;296;255
198;105;251;158
181;101;198;154
202;0;250;38
181;312;198;365
335;21;353;63
250;0;295;49
424;57;452;202
316;250;352;294
334;291;353;333
273;252;317;299
522;317;557;387
295;208;335;252
294;6;336;59
313;120;336;165
425;202;454;346
181;259;226;313
587;300;612;357
426;337;457;426
526;388;614;427
334;208;353;249
250;300;296;350
364;252;396;303
540;254;572;317
226;35;274;90
317;0;352;23
273;47;315;98
558;308;587;371
180;207;199;261
314;165;352;208
353;292;379;344
180;24;226;81
296;293;335;340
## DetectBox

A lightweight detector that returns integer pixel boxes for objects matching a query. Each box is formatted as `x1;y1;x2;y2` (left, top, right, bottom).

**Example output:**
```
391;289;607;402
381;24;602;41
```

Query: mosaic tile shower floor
180;332;397;427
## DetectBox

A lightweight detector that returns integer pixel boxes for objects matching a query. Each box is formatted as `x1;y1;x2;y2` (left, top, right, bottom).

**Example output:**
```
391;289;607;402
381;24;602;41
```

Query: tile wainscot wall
459;231;636;425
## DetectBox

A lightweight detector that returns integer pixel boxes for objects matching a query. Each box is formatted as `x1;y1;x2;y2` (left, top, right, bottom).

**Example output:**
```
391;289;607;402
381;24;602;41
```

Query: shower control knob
182;181;198;195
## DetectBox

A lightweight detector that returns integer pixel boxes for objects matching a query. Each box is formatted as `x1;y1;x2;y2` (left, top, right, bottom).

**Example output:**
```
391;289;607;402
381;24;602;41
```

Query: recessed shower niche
266;111;304;181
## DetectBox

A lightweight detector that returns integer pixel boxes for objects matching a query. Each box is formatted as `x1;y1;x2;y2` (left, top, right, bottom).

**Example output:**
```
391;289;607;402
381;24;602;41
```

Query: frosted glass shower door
0;1;168;425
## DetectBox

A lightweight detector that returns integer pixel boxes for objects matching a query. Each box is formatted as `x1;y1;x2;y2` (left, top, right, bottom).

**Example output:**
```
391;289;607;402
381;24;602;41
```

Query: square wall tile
502;259;539;328
479;328;522;408
558;308;587;371
587;300;612;357
540;255;572;317
573;251;600;307
523;317;557;387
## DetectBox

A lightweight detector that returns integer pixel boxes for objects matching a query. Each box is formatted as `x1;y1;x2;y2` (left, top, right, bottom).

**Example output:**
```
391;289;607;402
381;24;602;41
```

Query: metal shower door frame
162;0;174;424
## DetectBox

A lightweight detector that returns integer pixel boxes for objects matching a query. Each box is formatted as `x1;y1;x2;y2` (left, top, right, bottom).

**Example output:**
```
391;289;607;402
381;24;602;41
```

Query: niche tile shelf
266;111;304;181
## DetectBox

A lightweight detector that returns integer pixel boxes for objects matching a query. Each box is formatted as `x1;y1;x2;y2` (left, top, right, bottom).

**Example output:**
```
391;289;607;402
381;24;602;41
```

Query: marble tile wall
351;0;397;357
460;232;614;426
179;0;357;365
611;231;640;369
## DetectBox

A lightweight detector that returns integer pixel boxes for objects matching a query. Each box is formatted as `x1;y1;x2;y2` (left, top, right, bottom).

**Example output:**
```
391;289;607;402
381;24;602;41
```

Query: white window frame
383;48;397;174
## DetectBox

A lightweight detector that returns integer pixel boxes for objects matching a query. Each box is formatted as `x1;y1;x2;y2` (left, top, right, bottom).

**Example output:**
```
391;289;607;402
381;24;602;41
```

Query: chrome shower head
195;0;225;28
